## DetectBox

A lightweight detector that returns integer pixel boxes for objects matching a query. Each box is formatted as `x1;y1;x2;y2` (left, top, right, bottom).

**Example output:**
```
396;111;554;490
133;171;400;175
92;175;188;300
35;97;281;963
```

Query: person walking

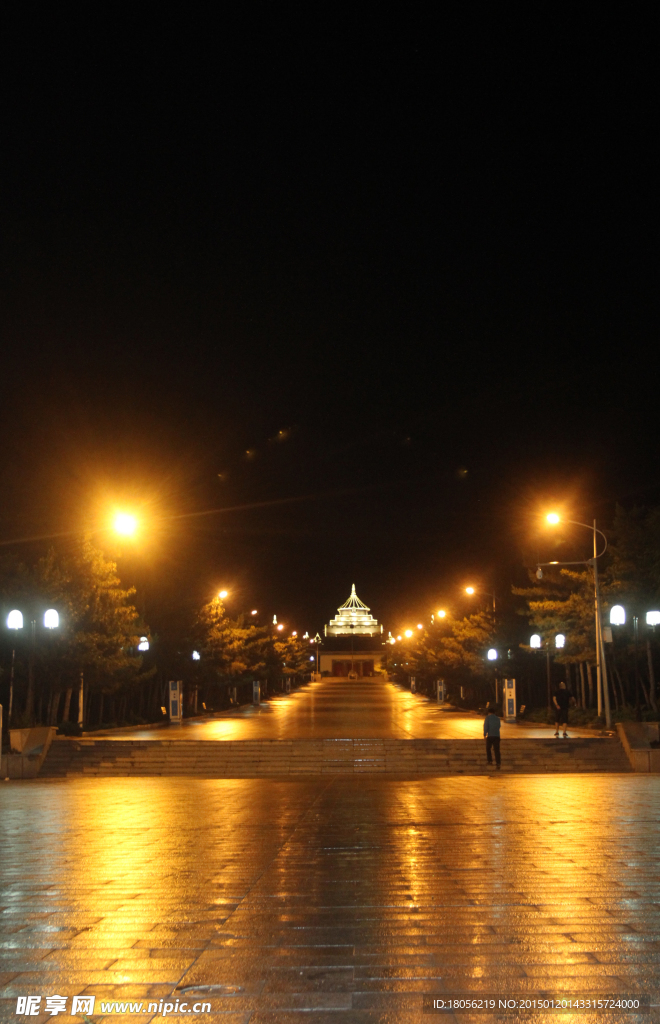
483;703;501;769
553;680;572;738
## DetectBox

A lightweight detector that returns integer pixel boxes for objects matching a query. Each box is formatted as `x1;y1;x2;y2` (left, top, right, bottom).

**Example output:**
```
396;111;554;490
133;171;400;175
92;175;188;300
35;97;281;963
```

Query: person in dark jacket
483;703;501;769
553;680;572;738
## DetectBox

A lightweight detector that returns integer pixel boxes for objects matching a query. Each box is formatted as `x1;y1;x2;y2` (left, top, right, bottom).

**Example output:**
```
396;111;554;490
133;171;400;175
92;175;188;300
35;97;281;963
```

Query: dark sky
0;9;657;635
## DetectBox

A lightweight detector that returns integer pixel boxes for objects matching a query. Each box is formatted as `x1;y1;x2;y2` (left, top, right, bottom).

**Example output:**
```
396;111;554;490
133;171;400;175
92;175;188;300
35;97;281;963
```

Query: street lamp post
528;630;564;712
6;607;60;726
465;586;496;613
610;606;659;713
530;633;559;711
540;516;612;728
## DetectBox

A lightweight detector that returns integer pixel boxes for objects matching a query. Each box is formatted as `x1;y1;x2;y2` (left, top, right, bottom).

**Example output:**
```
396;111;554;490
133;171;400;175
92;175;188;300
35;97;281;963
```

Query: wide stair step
40;737;632;777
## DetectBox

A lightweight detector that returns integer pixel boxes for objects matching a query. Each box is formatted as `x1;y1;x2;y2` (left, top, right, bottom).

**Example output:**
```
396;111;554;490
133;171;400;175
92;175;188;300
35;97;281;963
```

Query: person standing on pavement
552;680;572;738
483;703;501;769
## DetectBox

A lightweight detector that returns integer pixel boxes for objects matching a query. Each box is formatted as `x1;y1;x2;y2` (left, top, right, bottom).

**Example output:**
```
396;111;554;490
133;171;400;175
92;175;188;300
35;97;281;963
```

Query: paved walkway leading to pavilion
1;774;658;1022
89;677;604;742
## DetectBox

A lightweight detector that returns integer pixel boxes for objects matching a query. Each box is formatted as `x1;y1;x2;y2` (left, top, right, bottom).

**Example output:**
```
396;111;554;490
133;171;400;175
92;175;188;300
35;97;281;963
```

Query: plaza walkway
90;677;602;742
1;774;658;1021
43;677;627;778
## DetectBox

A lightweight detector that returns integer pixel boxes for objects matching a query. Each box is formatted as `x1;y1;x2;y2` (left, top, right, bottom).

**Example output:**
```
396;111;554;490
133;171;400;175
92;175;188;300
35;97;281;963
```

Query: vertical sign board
252;681;260;704
504;678;516;722
169;680;182;723
436;679;446;703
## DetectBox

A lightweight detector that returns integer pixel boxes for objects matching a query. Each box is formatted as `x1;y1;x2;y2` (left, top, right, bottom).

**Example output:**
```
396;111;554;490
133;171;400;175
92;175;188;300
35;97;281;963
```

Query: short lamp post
486;648;498;703
609;605;659;712
6;607;60;726
530;632;566;711
310;633;323;677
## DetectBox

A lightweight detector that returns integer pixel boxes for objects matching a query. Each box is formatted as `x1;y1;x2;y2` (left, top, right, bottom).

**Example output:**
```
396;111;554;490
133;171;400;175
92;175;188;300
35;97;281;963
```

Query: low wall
616;722;660;772
1;727;57;779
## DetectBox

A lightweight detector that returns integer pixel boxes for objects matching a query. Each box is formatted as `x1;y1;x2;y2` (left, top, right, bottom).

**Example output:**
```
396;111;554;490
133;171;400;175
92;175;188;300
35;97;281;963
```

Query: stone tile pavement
1;775;659;1022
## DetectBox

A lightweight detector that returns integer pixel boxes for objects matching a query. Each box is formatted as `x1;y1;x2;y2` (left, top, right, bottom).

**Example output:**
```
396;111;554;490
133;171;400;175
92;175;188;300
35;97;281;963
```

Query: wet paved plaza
1;773;659;1022
95;678;600;742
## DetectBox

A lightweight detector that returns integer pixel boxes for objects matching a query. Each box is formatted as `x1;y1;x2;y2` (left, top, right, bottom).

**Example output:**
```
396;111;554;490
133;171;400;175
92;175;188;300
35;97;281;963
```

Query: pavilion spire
326;585;380;635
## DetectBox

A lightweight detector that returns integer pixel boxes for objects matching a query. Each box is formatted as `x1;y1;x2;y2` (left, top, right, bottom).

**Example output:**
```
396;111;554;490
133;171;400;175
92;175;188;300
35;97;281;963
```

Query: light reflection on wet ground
91;678;603;742
0;774;658;1021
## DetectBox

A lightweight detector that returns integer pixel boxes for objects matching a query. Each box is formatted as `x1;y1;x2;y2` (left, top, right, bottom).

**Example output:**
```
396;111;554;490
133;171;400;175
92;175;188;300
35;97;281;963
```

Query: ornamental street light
608;604;658;712
310;632;323;676
529;632;567;710
542;513;611;727
610;605;626;625
464;585;496;613
5;605;60;726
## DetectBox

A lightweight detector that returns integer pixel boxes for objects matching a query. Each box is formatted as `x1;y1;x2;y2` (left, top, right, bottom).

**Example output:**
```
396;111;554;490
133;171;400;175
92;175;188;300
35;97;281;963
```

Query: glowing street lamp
529;633;566;708
543;512;611;727
192;650;201;660
5;605;60;728
610;605;626;626
7;610;23;630
487;648;498;661
437;609;447;618
647;611;660;627
137;636;150;651
416;623;423;630
464;585;496;612
219;590;228;600
114;513;137;536
404;629;413;638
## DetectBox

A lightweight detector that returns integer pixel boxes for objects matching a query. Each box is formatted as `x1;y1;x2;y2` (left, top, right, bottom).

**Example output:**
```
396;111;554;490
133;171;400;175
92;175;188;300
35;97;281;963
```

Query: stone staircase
40;736;632;777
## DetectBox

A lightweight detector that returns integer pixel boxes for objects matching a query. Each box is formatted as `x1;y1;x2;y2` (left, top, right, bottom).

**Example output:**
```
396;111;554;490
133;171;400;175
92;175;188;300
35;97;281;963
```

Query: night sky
1;10;657;636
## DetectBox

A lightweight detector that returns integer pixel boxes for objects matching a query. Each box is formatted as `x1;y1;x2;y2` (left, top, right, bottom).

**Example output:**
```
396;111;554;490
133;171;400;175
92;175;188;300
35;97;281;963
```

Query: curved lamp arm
537;519;608;571
564;519;608;560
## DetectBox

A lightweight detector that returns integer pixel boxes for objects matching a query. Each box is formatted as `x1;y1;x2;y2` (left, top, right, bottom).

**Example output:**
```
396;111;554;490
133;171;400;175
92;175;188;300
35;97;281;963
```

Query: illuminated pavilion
319;585;386;678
